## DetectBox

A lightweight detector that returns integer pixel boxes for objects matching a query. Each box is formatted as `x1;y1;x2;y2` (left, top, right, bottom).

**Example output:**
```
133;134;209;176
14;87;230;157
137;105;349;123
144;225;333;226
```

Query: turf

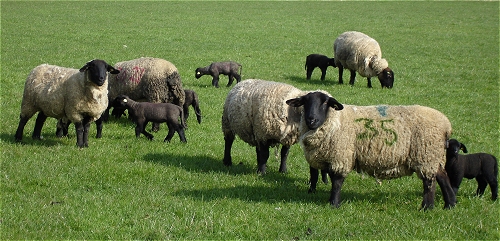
1;1;498;239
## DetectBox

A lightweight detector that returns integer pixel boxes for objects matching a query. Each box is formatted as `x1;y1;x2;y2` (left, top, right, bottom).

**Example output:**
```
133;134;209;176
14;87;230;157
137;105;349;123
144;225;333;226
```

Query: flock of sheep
14;31;497;209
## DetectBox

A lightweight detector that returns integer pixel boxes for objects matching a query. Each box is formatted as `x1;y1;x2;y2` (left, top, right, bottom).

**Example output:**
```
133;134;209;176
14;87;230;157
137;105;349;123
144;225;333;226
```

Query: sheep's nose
306;117;318;127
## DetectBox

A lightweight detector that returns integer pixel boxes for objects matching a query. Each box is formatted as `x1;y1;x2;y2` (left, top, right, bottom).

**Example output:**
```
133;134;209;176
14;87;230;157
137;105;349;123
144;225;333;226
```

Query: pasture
1;1;498;239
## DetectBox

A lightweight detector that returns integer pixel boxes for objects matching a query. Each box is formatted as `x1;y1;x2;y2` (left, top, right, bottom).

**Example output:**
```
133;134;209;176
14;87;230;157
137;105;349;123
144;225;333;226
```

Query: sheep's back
222;79;304;147
334;31;383;77
300;104;451;179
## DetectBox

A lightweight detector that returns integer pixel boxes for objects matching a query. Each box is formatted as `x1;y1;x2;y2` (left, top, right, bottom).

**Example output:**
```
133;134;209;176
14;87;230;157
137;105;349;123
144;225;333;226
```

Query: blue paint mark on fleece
376;105;388;117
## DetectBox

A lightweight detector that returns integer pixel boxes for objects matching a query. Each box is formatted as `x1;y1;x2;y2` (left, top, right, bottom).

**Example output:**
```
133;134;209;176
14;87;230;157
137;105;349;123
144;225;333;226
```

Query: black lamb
183;89;202;126
195;61;242;88
113;95;187;143
304;54;336;81
445;139;498;200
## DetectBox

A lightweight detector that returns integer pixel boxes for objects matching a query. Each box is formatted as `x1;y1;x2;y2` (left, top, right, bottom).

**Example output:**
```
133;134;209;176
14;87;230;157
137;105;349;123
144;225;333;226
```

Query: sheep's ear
79;61;91;72
108;65;120;74
460;143;468;153
328;97;343;110
286;97;303;107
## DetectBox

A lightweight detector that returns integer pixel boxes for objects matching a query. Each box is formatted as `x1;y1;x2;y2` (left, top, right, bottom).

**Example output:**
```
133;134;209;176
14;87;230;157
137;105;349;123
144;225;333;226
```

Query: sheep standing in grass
183;89;202;126
15;60;119;148
445;139;498;200
222;79;306;174
305;54;336;81
286;92;456;209
113;95;187;143
195;61;242;88
334;31;394;88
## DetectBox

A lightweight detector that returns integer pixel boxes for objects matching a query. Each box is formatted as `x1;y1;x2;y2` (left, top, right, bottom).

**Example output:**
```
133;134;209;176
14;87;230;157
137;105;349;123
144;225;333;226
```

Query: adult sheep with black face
286;92;456;210
15;59;119;148
334;31;394;88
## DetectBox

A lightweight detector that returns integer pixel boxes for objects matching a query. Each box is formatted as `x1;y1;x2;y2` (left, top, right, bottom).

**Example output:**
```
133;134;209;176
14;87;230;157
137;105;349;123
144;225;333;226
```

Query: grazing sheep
195;61;242;88
222;79;306;174
183;89;202;126
445;139;498;200
334;31;394;88
305;54;336;81
113;95;187;143
15;60;119;148
286;91;456;209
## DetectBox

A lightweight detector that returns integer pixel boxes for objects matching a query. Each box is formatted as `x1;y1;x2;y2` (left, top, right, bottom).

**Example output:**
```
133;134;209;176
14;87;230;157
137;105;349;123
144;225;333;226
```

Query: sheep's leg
306;67;314;80
308;166;319;193
56;119;70;137
321;170;328;184
278;145;289;173
227;74;234;87
95;116;103;138
421;177;436;210
212;74;220;88
234;73;241;83
337;65;344;84
32;112;48;140
15;116;31;142
320;67;327;81
328;172;345;208
436;167;456;209
82;117;91;148
487;177;498;200
137;121;154;140
152;122;160;132
348;70;356;86
475;177;488;197
366;77;373;88
177;127;187;143
74;122;85;148
256;143;269;174
223;132;235;166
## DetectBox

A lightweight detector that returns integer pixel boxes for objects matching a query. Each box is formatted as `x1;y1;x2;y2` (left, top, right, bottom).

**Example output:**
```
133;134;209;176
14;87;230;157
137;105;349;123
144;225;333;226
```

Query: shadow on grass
284;74;340;86
1;132;67;147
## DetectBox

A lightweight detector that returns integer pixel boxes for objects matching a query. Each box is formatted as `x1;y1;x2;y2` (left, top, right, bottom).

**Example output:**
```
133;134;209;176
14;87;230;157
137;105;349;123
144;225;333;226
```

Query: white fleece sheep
15;59;119;148
222;79;306;174
334;31;394;88
286;92;456;209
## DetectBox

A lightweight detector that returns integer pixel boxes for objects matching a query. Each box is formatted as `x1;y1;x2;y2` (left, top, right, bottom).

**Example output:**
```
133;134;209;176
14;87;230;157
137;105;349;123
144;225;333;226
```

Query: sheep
183;89;202;126
222;79;307;174
305;54;337;81
445;139;498;200
333;31;394;88
195;61;242;88
286;91;456;210
113;95;187;143
15;59;119;148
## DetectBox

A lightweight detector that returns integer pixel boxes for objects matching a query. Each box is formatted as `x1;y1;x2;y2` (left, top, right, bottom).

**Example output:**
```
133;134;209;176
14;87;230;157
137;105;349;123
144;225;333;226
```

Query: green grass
1;1;499;240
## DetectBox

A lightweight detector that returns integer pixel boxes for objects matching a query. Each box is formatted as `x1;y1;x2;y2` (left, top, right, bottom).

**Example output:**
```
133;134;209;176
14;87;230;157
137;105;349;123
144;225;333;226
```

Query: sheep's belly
355;163;414;179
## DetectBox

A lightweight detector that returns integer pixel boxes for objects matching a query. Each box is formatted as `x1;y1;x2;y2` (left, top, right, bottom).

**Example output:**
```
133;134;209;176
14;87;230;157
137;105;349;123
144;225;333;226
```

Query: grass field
1;1;499;240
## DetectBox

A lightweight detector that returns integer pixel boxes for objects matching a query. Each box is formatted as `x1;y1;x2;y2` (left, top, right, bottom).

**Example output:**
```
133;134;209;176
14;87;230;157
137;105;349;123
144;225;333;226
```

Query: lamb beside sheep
113;95;187;143
286;92;456;209
305;54;336;81
334;31;394;88
15;59;119;148
222;79;306;174
195;61;242;88
183;89;202;126
445;139;498;200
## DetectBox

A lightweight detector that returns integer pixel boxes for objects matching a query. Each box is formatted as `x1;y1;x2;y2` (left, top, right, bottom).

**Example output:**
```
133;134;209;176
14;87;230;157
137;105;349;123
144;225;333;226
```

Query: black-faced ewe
183;89;202;126
334;31;394;88
305;54;336;81
222;79;306;174
114;95;186;143
286;92;456;209
445;139;498;200
195;61;242;88
15;60;119;148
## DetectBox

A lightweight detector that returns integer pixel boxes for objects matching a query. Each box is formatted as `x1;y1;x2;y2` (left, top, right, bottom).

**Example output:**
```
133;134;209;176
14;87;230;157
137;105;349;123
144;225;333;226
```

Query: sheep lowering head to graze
195;61;242;88
222;79;310;174
286;92;456;210
15;59;119;148
445;139;498;200
183;89;202;126
305;54;337;81
334;31;394;88
113;95;187;143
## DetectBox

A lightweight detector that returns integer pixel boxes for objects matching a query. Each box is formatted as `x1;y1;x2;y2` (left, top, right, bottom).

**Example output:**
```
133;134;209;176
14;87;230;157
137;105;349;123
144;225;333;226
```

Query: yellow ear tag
123;99;127;103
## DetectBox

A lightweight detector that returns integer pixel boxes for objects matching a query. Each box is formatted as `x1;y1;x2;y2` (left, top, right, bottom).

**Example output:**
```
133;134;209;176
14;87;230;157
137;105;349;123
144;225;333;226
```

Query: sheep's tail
179;107;187;129
193;94;202;124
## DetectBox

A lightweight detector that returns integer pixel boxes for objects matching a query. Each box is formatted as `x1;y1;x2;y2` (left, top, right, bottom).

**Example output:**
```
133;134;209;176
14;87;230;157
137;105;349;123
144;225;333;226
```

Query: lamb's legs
328;172;345;208
32;112;48;140
227;75;234;87
278;145;290;173
348;69;357;86
222;132;235;166
176;128;187;143
234;73;241;83
164;123;175;142
320;67;327;81
256;143;270;174
137;121;154;140
15;116;30;142
475;177;488;197
421;177;437;210
436;167;456;209
212;74;220;88
306;67;314;80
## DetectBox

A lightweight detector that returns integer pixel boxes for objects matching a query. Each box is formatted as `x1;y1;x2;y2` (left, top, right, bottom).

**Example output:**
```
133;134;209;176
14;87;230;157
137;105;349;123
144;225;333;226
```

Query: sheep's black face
80;59;119;86
378;68;394;88
446;139;468;160
286;92;343;130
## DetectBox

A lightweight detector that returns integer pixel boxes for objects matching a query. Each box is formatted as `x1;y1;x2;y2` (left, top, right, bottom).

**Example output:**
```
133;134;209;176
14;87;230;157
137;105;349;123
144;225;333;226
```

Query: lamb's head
286;91;343;130
195;67;204;79
79;59;120;86
113;95;131;108
328;58;337;68
446;139;468;160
